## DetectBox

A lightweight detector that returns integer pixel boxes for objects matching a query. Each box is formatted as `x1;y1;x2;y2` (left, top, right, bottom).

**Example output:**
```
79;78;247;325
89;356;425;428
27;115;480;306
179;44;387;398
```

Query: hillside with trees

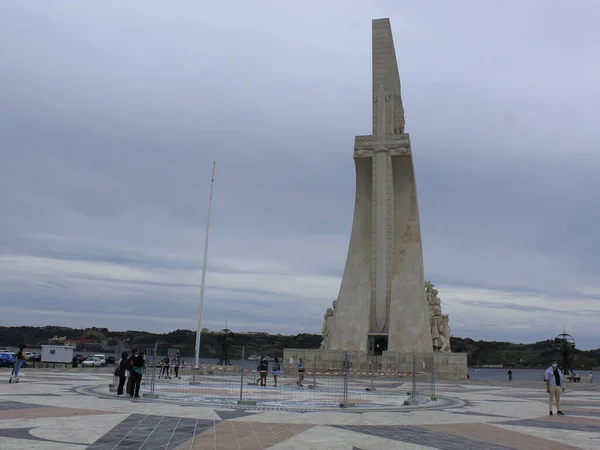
1;326;598;368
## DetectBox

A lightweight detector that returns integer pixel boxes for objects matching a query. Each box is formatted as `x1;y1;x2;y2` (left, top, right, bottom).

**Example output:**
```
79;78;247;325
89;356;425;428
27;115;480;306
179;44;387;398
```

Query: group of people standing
256;356;281;386
115;349;145;398
158;355;182;379
255;356;307;387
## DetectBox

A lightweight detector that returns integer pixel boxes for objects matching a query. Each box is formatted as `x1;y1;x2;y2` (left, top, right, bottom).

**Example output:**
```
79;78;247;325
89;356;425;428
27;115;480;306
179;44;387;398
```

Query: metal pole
411;354;417;404
312;354;317;388
239;346;245;402
431;355;436;400
343;350;348;405
369;358;375;391
151;343;157;395
195;161;216;368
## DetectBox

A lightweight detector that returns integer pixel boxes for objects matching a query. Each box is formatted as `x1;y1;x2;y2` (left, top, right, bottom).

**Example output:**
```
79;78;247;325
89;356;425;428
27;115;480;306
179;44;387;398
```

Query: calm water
468;367;599;383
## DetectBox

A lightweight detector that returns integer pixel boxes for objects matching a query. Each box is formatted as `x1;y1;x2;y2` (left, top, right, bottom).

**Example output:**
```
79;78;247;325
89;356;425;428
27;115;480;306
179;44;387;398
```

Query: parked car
106;356;115;365
74;354;86;365
81;356;105;367
0;352;15;368
29;352;41;362
93;354;107;365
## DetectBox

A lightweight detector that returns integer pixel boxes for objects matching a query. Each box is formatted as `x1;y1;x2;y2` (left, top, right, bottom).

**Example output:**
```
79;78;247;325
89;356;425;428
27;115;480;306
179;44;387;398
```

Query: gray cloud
1;1;599;348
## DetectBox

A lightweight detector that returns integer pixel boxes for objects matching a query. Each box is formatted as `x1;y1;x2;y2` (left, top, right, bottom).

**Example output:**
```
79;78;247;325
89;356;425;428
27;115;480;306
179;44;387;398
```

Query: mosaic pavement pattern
1;368;600;449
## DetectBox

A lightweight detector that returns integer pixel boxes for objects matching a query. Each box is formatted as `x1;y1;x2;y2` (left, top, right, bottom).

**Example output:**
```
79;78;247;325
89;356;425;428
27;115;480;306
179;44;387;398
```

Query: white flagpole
195;160;216;368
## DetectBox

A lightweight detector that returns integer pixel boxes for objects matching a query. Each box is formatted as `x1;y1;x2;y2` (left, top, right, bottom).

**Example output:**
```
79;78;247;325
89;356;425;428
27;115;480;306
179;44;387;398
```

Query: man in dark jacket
257;356;268;386
130;351;144;398
117;352;128;396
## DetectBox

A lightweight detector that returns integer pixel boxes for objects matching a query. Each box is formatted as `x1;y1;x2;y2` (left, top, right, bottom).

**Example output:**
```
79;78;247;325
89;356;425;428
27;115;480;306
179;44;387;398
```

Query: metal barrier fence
138;350;436;408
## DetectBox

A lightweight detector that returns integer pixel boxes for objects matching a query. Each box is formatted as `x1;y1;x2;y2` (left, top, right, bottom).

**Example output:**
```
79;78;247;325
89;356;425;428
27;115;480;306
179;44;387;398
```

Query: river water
467;367;599;383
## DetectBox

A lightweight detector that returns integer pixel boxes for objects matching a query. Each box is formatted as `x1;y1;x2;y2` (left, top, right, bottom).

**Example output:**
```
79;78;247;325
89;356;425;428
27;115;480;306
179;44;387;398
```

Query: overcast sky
1;1;599;349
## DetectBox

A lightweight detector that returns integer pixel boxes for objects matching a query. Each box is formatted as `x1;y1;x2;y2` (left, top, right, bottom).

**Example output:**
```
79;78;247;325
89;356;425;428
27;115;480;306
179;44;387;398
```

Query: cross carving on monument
354;84;411;159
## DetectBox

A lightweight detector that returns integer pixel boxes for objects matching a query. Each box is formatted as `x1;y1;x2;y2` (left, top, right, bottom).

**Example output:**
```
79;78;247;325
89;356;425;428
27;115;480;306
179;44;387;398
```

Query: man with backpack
129;350;144;398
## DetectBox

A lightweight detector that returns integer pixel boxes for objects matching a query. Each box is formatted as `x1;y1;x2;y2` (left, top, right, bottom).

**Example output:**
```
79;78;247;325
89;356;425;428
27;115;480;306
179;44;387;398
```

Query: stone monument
284;18;466;380
321;18;440;355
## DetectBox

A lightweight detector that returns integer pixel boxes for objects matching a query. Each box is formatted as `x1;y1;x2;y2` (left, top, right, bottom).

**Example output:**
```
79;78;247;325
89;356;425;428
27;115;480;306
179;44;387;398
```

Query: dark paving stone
568;410;600;417
562;402;600;407
498;418;600;433
2;393;61;397
215;409;259;420
451;411;511;418
89;414;217;449
88;445;117;450
0;400;50;411
333;425;515;450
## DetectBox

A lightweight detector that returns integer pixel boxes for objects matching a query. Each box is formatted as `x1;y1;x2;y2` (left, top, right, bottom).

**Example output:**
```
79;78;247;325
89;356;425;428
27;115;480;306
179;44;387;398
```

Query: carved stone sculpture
430;305;443;352
319;304;336;350
425;280;452;353
440;314;451;353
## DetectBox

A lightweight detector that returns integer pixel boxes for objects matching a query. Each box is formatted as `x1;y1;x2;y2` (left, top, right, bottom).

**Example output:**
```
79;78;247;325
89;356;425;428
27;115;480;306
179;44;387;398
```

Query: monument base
283;349;467;381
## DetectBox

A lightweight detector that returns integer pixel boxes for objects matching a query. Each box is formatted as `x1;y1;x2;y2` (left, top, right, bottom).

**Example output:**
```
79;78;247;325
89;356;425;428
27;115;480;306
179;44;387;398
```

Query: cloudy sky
1;1;599;349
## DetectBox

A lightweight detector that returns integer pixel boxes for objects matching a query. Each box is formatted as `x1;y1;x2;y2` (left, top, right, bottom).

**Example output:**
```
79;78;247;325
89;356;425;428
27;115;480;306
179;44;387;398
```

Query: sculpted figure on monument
319;303;336;350
430;305;443;352
424;281;453;352
440;314;452;353
425;281;440;317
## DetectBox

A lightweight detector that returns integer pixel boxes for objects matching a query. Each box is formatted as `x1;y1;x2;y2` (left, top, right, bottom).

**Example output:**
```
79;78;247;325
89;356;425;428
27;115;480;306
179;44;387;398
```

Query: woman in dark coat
117;352;129;396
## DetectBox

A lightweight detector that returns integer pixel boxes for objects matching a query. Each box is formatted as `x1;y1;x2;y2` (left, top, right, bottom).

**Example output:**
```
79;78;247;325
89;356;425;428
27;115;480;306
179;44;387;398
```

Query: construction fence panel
138;351;436;408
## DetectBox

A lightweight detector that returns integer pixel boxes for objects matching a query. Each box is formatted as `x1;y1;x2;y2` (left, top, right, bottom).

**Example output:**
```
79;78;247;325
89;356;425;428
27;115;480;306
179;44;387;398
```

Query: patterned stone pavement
1;368;600;449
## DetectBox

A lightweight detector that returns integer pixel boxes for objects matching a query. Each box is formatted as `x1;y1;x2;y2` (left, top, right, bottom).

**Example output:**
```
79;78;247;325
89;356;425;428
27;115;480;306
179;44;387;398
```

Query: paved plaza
1;369;600;449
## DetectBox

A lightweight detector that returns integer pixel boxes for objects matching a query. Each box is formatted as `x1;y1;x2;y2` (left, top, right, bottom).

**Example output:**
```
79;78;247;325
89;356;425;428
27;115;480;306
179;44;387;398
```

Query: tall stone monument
321;18;433;354
285;19;466;380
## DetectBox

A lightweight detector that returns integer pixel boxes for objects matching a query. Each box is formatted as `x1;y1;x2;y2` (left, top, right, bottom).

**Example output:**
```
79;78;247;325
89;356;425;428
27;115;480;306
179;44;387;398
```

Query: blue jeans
14;359;24;377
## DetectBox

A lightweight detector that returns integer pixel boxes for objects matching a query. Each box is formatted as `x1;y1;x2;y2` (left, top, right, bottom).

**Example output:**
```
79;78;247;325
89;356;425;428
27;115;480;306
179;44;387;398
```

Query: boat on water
247;354;274;361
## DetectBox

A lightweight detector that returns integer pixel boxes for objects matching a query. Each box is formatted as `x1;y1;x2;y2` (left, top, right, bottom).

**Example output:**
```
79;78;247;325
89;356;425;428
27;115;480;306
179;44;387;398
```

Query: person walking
257;356;268;386
174;353;181;379
272;357;281;387
297;357;305;387
130;350;144;398
508;369;513;382
159;356;171;379
116;352;128;396
12;344;26;382
544;360;565;416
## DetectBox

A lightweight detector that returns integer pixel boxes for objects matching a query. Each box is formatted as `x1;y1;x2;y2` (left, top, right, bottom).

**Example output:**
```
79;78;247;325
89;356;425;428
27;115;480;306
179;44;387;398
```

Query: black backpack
133;353;144;367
